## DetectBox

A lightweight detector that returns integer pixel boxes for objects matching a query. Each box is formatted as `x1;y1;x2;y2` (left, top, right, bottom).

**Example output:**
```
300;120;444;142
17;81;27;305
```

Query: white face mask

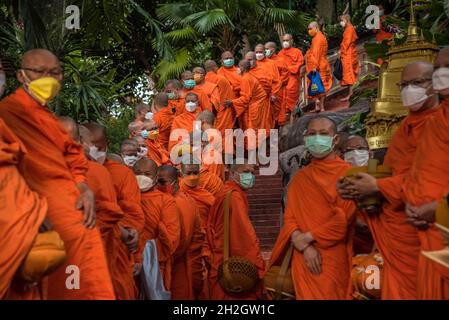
282;41;291;49
344;149;370;167
136;175;155;192
185;101;198;112
401;84;430;111
123;155;138;167
340;21;346;28
432;67;449;91
145;112;154;120
0;73;5;97
89;146;107;164
255;53;265;61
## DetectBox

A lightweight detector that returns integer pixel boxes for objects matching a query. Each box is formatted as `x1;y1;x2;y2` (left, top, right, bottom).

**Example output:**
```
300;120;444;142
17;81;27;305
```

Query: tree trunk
316;0;335;24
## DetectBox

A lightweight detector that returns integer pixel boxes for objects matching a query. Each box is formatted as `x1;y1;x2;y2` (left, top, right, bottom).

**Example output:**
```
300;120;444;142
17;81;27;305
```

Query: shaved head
204;59;218;72
221;51;234;60
157;165;179;182
128;121;144;137
255;43;264;51
153;92;169;109
133;157;158;176
59;116;79;142
306;115;338;135
107;153;124;164
342;135;369;152
308;21;320;30
239;59;251;73
265;41;277;50
282;33;293;41
181;163;200;175
79;125;92;145
193;67;205;74
245;51;255;60
84;122;108;151
197;110;215;125
165;79;182;90
181;70;194;80
402;61;434;82
18;49;62;84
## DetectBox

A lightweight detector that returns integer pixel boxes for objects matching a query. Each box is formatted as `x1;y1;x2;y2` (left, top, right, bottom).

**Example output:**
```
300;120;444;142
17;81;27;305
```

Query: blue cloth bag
139;239;171;300
307;71;325;96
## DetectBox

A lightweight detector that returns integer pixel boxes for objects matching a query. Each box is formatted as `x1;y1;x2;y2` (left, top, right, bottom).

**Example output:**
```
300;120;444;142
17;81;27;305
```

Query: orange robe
85;160;136;300
268;158;356;299
145;138;171;166
340;23;359;86
366;107;438;299
249;59;281;129
199;167;225;196
153;107;176;151
195;81;221;112
375;15;394;43
402;99;449;299
170;189;205;299
0;88;115;299
169;108;202;152
168;97;185;116
205;71;236;134
140;189;181;290
0;119;47;300
180;180;216;230
231;72;271;147
207;181;265;299
217;66;242;98
269;53;290;125
305;31;332;99
278;47;304;112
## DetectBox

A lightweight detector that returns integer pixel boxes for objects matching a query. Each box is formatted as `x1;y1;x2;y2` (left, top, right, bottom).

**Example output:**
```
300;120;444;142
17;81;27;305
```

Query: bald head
19;49;62;84
434;47;449;96
342;135;368;152
135;103;150;121
181;163;200;176
402;61;434;83
306;116;338;135
245;51;255;61
133;157;158;177
197;110;215;130
221;51;234;60
143;119;158;131
265;42;277;50
59;116;79;142
84;122;107;151
308;21;320;30
153;92;168;111
239;59;251;73
107;153;124;164
128;121;144;137
401;61;438;111
193;67;206;84
181;70;194;80
157;165;179;183
121;139;138;159
79;125;92;144
204;60;218;72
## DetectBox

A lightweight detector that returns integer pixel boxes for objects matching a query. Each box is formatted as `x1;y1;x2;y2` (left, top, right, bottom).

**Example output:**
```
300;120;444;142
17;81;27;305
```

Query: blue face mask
304;134;335;158
223;58;234;67
239;172;255;189
183;79;196;89
141;129;149;139
167;92;176;100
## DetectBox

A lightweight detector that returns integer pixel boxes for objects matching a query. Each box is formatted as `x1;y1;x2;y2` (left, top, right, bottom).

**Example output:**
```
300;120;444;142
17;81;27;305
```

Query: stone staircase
247;170;283;260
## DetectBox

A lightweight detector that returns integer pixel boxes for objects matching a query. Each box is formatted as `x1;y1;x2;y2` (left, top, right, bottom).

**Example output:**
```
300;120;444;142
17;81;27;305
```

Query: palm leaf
153;48;191;88
156;3;194;25
165;26;197;42
183;9;234;33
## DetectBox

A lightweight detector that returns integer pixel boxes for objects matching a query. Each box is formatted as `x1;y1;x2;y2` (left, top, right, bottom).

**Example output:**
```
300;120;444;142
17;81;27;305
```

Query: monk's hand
270;96;277;104
405;203;430;230
76;182;96;228
414;201;438;223
336;177;357;199
348;173;379;198
224;100;233;108
133;263;142;277
303;245;322;275
124;228;139;253
38;218;53;233
291;230;314;252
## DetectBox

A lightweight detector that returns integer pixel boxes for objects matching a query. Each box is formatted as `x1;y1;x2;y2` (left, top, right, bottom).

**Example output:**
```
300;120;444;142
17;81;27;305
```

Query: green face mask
304;134;335;158
167;92;176;100
239;172;255;189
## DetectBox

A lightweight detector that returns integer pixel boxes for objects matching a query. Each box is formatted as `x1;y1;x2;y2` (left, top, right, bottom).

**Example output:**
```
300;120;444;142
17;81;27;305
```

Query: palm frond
183;9;234;33
156;3;194;25
165;26;197;42
153;48;191;88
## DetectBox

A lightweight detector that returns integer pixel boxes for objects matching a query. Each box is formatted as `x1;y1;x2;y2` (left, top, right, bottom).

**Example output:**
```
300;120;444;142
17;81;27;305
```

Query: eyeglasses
396;78;431;90
21;67;63;77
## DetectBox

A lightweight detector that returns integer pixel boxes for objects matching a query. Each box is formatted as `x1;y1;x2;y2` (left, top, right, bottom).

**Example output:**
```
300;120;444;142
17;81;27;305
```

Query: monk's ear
333;134;341;148
17;70;25;84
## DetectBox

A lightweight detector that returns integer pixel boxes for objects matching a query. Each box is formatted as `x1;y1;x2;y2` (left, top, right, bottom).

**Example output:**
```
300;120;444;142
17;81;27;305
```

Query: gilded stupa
365;2;439;150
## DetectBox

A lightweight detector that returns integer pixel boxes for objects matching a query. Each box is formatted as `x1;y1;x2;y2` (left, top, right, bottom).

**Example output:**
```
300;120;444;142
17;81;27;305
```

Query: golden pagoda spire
407;0;420;42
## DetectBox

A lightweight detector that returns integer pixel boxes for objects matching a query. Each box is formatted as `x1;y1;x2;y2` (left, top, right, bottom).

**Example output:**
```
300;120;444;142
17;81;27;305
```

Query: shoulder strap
274;244;293;299
223;190;233;260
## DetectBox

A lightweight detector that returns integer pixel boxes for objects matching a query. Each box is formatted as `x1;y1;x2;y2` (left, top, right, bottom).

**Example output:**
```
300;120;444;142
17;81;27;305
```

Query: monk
0;119;47;300
207;161;265;299
306;22;332;112
339;14;359;101
338;63;439;299
247;47;281;129
0;49;114;299
152;92;175;151
157;165;205;299
224;59;271;149
265;41;290;125
268;116;356;299
204;59;236;134
133;158;181;291
133;135;149;160
84;123;144;272
278;33;304;115
169;92;202;153
61;118;137;300
197;110;225;181
374;4;394;44
129;120;170;166
135;103;151;122
217;51;241;98
181;70;212;112
401;48;449;299
120;138;139;168
164;79;185;116
193;66;220;111
340;134;371;167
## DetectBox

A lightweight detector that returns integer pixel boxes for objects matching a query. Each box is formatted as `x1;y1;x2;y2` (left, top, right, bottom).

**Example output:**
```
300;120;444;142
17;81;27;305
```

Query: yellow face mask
148;129;159;140
22;71;61;106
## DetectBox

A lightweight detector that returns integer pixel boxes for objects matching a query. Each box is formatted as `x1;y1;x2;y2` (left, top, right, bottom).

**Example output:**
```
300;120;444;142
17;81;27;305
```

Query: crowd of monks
1;13;448;301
